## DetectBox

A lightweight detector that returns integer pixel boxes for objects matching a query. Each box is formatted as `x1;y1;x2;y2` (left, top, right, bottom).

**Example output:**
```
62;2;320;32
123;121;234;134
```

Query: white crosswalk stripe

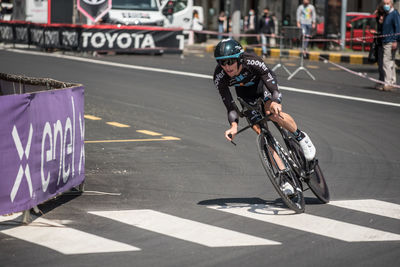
89;209;280;247
0;213;140;255
207;203;400;242
329;199;400;220
1;199;399;254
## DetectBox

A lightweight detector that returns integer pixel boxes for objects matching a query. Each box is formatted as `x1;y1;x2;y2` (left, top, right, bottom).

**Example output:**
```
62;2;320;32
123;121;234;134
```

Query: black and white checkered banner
0;21;184;53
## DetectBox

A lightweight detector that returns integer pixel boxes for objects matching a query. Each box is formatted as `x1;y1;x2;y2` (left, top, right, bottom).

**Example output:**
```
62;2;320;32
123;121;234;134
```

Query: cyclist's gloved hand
225;122;238;141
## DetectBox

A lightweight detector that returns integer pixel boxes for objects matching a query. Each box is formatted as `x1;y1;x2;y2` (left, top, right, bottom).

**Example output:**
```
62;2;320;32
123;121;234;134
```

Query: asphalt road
0;47;399;267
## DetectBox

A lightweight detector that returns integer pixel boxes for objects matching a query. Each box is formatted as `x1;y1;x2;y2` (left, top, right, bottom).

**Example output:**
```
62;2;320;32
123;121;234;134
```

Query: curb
203;44;397;65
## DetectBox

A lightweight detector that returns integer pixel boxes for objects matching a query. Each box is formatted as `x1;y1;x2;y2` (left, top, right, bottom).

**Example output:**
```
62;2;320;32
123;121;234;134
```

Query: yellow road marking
136;130;162;136
106;122;130;128
285;63;297;67
85;136;180;144
306;65;319;69
84;115;102;120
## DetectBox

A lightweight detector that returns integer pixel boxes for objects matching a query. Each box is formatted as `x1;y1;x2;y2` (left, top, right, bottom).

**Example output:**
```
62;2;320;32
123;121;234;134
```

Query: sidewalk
184;38;399;65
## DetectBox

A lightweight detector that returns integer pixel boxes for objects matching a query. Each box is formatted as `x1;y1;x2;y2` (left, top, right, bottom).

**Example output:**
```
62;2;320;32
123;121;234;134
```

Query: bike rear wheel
307;163;330;203
257;133;305;213
288;138;330;203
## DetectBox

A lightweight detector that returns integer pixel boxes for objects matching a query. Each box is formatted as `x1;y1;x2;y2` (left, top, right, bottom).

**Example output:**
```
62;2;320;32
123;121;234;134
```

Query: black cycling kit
213;52;282;125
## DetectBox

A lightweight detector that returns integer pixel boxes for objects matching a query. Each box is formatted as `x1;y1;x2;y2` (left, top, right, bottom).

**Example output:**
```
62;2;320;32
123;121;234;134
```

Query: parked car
316;12;377;51
346;13;377;51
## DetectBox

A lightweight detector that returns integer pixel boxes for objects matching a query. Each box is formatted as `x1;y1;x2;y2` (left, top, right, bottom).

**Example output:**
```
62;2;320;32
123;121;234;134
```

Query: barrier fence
0;20;184;53
2;19;398;55
0;73;85;218
194;27;400;52
191;28;399;87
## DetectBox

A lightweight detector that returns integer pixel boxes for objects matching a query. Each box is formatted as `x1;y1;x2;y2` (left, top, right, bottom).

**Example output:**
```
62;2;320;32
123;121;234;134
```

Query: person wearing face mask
218;11;227;40
247;9;256;31
381;0;400;91
296;0;316;53
259;7;275;57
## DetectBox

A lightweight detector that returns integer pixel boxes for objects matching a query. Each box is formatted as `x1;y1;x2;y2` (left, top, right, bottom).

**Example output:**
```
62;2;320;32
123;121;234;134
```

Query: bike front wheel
257;133;305;213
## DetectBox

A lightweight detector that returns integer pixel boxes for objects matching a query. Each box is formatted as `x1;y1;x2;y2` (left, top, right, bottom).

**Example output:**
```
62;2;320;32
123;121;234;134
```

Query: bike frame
231;97;308;181
229;97;329;205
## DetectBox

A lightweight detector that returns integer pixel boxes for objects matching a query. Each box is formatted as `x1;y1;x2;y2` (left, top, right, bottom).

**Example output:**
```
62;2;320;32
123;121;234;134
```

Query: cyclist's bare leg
264;101;297;133
252;124;285;170
252;124;261;134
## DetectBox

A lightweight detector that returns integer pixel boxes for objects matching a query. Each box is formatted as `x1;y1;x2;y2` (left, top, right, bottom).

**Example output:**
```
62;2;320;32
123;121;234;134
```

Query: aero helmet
214;39;244;62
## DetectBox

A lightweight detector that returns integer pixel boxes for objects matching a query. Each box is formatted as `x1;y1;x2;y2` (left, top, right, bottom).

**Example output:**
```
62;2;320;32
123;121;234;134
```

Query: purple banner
0;86;85;215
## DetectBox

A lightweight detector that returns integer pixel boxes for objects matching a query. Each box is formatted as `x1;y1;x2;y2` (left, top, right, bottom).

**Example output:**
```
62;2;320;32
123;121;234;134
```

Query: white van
107;0;202;30
25;0;48;23
107;0;165;26
161;0;193;29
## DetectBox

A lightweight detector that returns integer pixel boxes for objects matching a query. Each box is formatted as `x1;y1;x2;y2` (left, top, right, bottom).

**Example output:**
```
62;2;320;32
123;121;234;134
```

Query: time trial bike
228;97;330;213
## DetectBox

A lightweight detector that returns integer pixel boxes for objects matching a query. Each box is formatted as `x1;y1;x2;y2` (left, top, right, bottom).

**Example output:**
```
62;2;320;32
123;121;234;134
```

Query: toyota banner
0;21;184;53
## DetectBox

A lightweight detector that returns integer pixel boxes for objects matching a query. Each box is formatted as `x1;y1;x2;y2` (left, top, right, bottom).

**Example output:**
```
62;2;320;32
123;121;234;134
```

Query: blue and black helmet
214;39;244;63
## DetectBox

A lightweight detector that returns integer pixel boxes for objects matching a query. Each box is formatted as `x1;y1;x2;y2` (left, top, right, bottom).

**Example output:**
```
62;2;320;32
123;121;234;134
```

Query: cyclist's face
220;60;240;77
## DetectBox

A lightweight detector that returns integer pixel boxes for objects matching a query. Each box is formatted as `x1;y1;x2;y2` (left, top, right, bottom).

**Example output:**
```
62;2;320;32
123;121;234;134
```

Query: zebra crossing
0;199;399;255
0;213;140;254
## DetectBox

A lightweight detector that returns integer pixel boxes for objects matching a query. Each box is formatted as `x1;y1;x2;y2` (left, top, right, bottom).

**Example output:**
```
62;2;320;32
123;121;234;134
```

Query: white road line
329;199;400;220
89;209;280;247
279;86;400;107
0;214;140;254
2;48;212;79
207;204;400;242
3;48;400;108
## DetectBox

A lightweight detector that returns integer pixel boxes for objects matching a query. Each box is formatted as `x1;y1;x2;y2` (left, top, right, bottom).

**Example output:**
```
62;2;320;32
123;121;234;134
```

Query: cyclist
213;39;316;193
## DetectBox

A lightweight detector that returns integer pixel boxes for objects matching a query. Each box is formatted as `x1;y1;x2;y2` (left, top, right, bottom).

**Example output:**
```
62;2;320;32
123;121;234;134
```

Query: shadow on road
0;189;82;229
197;197;326;215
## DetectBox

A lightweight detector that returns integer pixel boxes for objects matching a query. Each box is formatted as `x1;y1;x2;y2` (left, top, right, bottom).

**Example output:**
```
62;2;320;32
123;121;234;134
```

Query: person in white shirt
296;0;316;52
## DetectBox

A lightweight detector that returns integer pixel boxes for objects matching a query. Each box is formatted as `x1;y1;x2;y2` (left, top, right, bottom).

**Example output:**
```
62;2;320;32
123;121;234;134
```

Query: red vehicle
346;13;377;51
316;13;377;51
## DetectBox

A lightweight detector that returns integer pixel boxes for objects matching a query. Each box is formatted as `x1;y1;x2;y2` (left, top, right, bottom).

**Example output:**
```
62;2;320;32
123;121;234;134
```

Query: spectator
191;10;204;43
381;0;400;91
296;0;316;53
374;3;386;90
192;10;203;31
247;9;256;31
218;11;227;40
244;15;249;31
283;14;291;27
259;7;275;57
271;12;278;47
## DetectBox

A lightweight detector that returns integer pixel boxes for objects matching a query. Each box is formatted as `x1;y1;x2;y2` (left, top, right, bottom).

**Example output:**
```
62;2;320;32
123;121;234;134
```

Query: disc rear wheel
288;138;330;203
307;163;330;203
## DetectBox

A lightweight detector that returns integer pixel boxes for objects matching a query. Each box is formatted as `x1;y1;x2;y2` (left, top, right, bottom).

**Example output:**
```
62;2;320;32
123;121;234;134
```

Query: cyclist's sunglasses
218;58;237;66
